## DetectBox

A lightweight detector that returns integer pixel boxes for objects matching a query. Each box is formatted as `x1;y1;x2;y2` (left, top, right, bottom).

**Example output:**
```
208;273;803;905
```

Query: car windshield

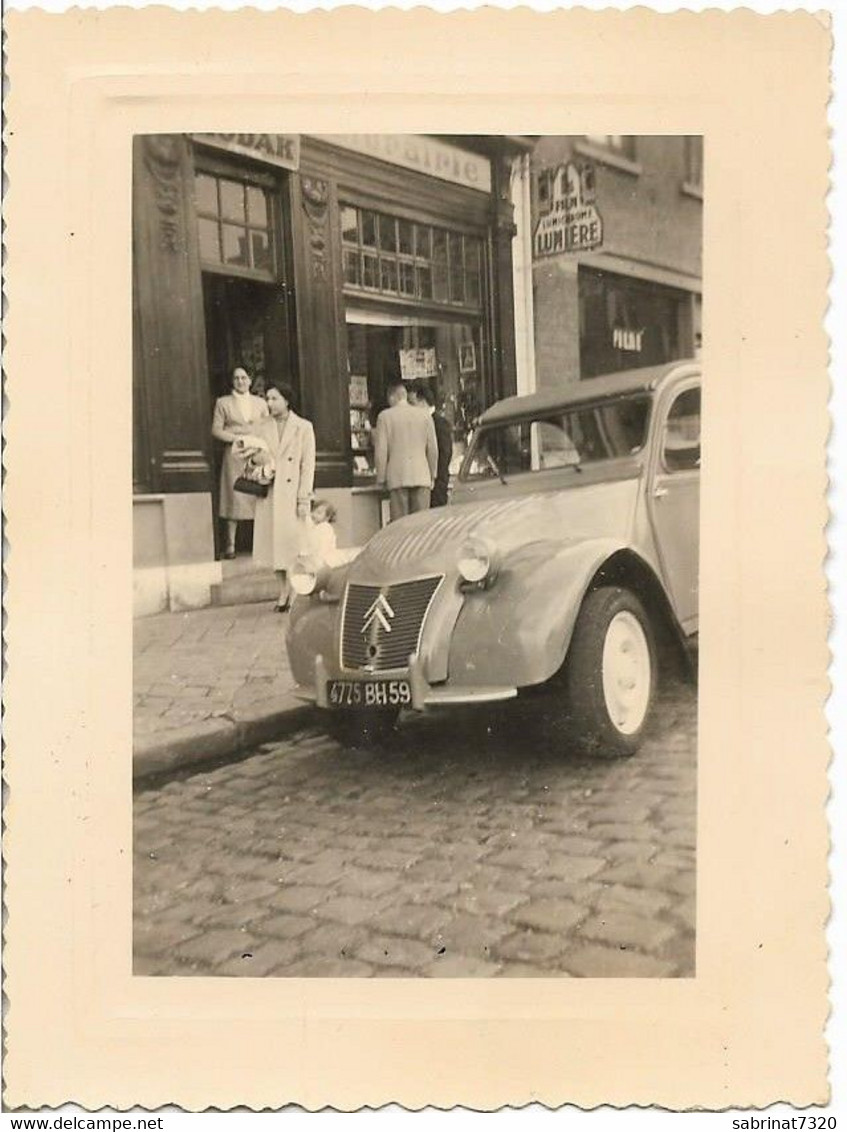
461;394;651;482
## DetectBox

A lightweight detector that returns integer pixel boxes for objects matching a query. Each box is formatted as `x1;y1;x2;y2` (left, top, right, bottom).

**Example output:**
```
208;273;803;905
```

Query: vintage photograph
6;3;833;1107
132;132;702;979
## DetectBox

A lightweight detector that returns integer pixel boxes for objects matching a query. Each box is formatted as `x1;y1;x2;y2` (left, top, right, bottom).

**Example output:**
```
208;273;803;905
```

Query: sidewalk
133;601;312;781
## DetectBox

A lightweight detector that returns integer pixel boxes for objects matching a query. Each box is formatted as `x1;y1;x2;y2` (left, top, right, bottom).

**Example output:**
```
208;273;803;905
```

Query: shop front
339;201;488;495
133;133;529;613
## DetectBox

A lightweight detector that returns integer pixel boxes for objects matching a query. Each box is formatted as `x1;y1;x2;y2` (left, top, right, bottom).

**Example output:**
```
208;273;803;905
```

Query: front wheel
324;709;400;749
563;586;656;757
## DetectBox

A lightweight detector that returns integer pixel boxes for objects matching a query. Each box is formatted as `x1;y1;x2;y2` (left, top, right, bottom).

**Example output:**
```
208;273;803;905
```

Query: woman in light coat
252;382;316;610
211;367;269;558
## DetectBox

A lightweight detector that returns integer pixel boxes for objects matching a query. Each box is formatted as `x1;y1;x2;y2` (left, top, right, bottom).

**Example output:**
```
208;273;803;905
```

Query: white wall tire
601;610;652;736
564;587;656;757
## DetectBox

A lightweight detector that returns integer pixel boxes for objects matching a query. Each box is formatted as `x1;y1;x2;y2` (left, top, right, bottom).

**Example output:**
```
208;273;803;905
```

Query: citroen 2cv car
287;360;700;755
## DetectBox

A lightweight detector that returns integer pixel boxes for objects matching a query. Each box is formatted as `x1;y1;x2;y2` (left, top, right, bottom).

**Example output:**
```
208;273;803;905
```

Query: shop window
343;248;361;287
380;259;398;293
362;253;378;290
399;261;416;297
361;210;378;247
340;205;359;244
465;241;481;306
195;172;275;279
579;266;692;379
379;214;397;253
398;219;414;256
415;224;432;259
341;204;483;311
416;265;433;300
432;229;449;302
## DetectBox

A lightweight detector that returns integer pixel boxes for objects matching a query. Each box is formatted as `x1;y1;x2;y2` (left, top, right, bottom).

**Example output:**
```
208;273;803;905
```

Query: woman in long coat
252;382;316;610
211;366;269;558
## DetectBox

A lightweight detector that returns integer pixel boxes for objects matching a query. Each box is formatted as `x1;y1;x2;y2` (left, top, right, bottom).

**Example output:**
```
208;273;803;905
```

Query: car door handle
653;486;669;499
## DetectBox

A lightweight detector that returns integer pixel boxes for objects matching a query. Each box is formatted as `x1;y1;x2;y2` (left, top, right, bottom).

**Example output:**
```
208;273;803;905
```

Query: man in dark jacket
408;381;452;507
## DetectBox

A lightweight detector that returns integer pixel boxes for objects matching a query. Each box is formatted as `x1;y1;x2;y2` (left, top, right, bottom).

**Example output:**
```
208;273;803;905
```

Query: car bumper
292;653;518;710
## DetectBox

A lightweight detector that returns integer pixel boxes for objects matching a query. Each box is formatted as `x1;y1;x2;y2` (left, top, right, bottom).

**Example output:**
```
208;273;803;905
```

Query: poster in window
399;347;438;381
348;374;370;408
458;341;477;374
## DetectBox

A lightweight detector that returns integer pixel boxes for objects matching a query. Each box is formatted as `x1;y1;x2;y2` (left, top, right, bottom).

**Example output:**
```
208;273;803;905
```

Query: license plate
327;679;412;709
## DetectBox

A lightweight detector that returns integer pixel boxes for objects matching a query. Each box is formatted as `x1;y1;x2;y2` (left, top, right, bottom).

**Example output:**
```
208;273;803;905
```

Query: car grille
341;576;443;673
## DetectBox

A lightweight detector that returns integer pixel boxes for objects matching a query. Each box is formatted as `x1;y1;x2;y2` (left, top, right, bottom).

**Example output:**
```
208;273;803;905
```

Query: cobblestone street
134;680;696;978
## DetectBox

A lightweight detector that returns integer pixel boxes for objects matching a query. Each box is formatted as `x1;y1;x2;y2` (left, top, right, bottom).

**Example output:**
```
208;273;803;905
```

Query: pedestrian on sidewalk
252;382;316;612
211;366;270;559
407;380;453;507
374;378;438;521
303;498;359;569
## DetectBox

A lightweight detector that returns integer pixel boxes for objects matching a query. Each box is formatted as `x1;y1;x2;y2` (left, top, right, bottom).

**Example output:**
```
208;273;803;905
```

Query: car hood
351;474;642;579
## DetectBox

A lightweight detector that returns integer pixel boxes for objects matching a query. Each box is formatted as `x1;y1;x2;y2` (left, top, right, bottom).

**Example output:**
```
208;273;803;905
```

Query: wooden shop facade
133;133;533;614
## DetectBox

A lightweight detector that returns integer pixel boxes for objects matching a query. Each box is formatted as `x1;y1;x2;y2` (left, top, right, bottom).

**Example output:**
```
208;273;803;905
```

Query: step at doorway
211;555;279;608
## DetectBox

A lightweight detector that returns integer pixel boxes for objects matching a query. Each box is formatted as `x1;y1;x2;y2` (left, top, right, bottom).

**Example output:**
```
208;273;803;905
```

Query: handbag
234;475;270;498
233;448;275;498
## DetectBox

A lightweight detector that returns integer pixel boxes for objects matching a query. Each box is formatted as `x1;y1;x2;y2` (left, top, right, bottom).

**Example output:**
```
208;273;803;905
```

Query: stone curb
133;698;315;784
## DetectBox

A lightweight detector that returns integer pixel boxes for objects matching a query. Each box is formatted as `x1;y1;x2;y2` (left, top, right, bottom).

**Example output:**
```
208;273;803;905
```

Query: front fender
285;565;349;686
447;537;626;688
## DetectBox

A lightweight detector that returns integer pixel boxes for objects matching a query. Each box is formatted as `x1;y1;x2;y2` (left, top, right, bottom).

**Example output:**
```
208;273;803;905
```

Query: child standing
303;499;360;569
306;499;339;564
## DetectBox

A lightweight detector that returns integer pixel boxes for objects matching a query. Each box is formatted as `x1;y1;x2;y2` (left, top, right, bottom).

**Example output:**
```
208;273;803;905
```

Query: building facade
133;134;533;614
530;135;703;389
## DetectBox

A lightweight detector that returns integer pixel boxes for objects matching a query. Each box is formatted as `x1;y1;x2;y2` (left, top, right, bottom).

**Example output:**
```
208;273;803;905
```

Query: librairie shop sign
534;162;604;258
320;135;491;194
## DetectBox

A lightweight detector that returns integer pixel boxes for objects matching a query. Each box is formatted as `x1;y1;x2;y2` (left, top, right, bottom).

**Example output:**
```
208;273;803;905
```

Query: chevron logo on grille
361;592;395;635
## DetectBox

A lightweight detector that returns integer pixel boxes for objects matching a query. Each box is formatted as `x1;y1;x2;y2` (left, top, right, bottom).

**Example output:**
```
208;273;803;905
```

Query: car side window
460;395;652;481
662;387;701;473
465;422;527;478
531;418;580;470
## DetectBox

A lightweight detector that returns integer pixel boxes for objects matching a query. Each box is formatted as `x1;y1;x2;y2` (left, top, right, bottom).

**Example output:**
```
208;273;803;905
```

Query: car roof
478;360;700;425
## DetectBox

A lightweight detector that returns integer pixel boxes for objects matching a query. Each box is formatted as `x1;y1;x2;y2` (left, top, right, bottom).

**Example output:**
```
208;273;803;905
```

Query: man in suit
374;378;438;521
408;381;452;507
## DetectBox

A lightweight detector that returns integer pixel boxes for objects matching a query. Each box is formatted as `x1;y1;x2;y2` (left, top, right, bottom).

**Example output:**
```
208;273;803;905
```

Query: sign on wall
534;161;604;258
612;327;645;352
319;135;492;194
192;133;301;171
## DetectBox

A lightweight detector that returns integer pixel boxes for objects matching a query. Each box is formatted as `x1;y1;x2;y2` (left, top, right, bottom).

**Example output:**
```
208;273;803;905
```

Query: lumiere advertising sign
534;161;604;258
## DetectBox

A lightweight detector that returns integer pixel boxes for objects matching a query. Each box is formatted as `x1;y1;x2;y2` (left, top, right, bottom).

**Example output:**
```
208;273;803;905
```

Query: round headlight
290;555;320;596
457;537;495;584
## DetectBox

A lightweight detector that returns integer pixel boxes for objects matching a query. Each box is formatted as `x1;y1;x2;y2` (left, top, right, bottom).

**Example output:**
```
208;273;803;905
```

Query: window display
578;266;693;379
345;313;483;480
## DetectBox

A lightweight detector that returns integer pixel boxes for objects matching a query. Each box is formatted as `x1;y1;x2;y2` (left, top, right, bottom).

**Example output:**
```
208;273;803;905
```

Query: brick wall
533;259;581;388
530;136;703;388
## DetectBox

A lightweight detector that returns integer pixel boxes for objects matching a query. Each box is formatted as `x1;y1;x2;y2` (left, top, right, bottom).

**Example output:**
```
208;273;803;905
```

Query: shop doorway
204;274;294;398
345;312;484;481
203;274;295;555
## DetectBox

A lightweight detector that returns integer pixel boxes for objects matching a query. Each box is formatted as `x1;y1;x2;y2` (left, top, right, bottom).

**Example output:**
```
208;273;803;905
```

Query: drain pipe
511;151;538;397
